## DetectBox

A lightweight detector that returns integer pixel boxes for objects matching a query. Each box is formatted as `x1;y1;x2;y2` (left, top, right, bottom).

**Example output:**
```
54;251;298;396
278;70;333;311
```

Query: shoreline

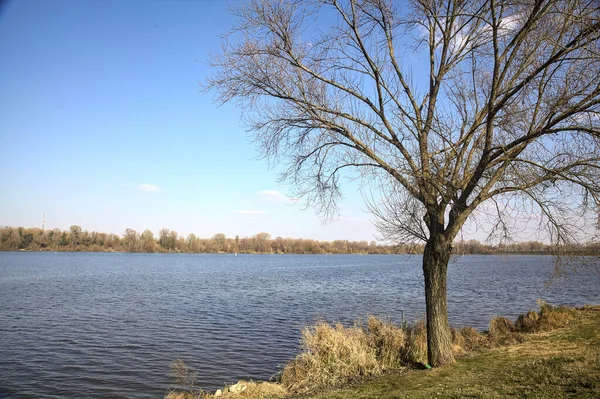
166;304;600;399
3;248;572;256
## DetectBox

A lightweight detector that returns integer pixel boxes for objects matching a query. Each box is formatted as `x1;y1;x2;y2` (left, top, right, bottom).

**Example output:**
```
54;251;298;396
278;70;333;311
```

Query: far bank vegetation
2;225;597;255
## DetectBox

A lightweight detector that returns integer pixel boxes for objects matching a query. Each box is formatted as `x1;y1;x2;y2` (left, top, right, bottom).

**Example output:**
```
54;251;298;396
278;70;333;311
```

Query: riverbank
306;305;600;399
168;304;600;398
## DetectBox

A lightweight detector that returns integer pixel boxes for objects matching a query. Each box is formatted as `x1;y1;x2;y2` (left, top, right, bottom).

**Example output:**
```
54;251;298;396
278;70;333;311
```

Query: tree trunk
422;233;455;366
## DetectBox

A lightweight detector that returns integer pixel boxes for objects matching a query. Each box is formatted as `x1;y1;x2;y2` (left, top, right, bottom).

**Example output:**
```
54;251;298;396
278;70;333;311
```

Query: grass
280;320;380;393
165;377;285;399
306;305;600;399
280;316;410;393
167;304;600;399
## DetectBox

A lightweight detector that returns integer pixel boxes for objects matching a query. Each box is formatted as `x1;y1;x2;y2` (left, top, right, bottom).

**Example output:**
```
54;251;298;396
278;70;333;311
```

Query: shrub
515;302;575;333
366;316;406;369
401;319;428;364
450;327;466;355
281;316;413;393
536;303;575;331
488;316;523;345
458;326;488;352
166;359;206;399
280;321;381;393
489;316;516;336
516;310;541;332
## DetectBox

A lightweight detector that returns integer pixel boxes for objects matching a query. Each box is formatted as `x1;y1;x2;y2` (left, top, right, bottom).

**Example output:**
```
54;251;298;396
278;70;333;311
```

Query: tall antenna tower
42;212;45;231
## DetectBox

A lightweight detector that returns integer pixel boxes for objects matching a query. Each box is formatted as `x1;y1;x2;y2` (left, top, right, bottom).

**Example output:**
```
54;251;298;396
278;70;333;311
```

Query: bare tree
207;0;600;366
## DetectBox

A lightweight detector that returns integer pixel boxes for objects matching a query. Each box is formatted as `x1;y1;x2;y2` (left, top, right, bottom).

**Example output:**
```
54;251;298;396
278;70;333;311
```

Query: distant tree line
453;239;558;255
0;226;398;254
1;226;599;255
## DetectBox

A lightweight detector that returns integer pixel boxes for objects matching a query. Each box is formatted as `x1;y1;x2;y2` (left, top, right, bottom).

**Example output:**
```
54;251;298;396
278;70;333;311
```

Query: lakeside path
306;307;600;399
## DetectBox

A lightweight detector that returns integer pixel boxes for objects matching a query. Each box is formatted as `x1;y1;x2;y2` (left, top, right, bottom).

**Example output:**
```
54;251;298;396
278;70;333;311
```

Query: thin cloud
137;183;161;192
258;190;296;203
234;209;266;215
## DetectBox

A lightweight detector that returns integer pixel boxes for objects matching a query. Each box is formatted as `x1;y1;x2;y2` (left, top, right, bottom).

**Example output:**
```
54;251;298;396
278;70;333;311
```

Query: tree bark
422;233;455;366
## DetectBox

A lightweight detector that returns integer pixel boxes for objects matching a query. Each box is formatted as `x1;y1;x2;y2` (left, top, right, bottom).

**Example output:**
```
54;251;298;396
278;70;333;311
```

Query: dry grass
228;381;287;398
489;316;516;336
166;303;597;399
215;381;287;399
450;327;465;355
488;316;522;346
456;326;488;352
166;359;207;399
534;303;575;330
512;302;576;333
515;310;540;331
365;316;406;369
171;359;196;387
166;380;286;399
280;321;382;393
280;316;435;394
165;391;206;399
400;319;427;364
305;305;600;399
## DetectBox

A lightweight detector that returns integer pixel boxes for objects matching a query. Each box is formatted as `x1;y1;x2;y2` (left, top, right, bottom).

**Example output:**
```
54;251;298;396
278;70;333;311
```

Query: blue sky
0;0;377;241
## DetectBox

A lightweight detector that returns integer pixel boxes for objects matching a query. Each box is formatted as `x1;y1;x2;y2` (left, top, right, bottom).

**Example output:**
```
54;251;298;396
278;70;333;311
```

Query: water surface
0;252;598;398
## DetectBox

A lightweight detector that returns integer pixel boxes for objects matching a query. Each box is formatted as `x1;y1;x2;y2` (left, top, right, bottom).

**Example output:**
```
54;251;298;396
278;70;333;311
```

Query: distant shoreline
2;225;598;255
2;248;585;256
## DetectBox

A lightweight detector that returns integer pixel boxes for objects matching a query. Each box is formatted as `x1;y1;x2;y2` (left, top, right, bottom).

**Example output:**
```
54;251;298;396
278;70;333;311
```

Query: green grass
305;306;600;399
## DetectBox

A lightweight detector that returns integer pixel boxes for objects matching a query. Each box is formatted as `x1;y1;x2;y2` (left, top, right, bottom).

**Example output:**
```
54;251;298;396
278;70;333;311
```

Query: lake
0;252;598;398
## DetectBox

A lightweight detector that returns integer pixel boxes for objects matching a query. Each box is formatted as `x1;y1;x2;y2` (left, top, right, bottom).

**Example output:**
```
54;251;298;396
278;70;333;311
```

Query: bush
166;359;206;399
366;316;406;369
516;310;541;332
450;327;466;355
489;316;516;336
401;319;428;364
488;316;522;345
536;303;575;331
281;316;414;393
515;302;575;333
458;326;488;352
280;321;381;393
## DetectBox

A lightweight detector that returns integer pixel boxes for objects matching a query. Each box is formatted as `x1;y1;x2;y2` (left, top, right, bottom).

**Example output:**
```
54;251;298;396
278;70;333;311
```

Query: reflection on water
0;252;598;398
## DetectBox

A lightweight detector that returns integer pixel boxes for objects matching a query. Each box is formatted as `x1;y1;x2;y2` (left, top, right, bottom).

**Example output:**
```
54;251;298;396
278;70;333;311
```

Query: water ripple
0;252;598;398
